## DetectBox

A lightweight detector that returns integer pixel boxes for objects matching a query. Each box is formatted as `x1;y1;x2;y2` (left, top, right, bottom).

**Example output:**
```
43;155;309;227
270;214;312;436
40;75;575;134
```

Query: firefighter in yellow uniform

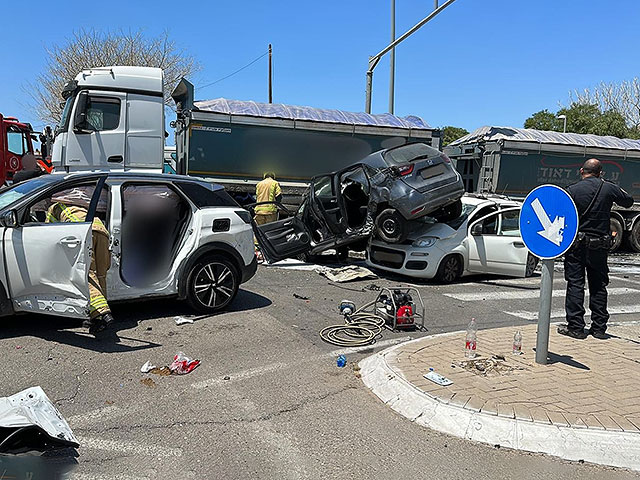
254;172;282;225
46;201;114;335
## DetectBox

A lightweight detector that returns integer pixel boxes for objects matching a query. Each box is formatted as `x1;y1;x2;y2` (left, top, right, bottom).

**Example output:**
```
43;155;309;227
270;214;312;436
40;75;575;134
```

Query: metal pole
563;116;567;133
535;258;554;364
268;44;273;103
389;0;396;114
435;0;439;8
364;0;457;113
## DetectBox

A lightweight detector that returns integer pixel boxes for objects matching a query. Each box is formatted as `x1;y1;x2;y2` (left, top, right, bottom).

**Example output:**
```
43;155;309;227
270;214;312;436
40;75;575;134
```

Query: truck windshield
57;96;75;136
0;178;51;211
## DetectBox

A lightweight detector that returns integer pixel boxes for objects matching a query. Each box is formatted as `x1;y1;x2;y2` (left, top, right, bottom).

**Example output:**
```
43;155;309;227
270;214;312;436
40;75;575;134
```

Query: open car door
253;202;314;263
467;207;528;277
3;176;107;318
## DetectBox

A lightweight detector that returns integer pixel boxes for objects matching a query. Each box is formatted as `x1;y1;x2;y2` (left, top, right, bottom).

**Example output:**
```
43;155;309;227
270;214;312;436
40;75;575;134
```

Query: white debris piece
316;265;377;283
175;316;194;325
140;361;156;373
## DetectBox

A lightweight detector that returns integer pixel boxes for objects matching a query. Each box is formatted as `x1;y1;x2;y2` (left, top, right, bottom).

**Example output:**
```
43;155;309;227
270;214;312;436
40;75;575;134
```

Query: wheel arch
178;242;244;299
435;251;465;274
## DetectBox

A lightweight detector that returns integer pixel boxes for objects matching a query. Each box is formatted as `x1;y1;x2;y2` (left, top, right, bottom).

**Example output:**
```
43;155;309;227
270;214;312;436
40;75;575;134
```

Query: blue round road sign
519;184;579;260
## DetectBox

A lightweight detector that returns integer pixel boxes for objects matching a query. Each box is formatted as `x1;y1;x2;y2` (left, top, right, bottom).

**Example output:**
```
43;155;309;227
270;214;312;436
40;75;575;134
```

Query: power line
199;51;269;90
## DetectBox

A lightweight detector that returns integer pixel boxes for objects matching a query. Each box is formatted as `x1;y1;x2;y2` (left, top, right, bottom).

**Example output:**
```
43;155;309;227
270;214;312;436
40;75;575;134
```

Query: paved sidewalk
360;321;640;471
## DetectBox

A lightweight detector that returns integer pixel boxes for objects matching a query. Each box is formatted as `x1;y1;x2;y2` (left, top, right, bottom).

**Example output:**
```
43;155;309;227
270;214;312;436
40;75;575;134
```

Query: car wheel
436;254;462;283
431;199;463;223
626;220;640;253
525;254;539;277
610;217;623;252
186;255;239;313
375;208;408;244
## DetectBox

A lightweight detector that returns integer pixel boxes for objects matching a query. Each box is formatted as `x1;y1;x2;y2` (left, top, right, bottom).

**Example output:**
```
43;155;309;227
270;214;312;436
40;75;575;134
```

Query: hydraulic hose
319;300;386;347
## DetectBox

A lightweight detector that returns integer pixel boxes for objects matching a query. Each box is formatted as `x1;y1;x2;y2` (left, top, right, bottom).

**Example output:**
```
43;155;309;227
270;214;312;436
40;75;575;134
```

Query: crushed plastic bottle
337;354;347;368
465;318;477;359
513;330;523;355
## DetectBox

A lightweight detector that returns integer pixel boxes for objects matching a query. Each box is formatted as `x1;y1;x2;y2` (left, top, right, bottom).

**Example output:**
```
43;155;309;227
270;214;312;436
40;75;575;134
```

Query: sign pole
535;258;555;365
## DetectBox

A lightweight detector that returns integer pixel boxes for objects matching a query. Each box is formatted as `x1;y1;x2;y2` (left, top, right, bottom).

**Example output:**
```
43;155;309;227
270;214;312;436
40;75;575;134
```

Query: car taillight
397;164;414;176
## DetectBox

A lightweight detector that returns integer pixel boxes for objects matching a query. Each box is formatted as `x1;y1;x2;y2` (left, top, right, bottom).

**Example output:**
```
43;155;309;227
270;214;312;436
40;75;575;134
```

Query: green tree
441;126;469;146
523;109;562;131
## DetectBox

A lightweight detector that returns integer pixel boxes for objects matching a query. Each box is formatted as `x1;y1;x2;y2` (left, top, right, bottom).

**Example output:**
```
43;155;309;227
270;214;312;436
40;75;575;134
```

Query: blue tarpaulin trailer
444;126;640;252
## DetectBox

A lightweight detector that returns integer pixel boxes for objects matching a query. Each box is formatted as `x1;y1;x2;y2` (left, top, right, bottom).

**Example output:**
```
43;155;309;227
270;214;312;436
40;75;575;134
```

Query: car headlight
412;236;438;248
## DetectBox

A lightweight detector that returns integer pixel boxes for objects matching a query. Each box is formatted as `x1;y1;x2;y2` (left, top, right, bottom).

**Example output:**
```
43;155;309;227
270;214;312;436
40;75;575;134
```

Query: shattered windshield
446;202;476;230
0;178;52;211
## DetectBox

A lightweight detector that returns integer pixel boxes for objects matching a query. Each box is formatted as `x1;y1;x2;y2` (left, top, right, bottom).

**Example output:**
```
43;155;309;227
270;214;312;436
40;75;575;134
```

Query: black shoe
81;319;92;329
102;313;115;328
88;318;106;336
557;324;588;339
588;329;609;340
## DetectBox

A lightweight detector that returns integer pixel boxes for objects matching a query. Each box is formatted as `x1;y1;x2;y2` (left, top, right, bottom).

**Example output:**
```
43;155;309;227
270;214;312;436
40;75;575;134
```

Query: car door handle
108;155;124;163
512;241;525;247
60;236;81;248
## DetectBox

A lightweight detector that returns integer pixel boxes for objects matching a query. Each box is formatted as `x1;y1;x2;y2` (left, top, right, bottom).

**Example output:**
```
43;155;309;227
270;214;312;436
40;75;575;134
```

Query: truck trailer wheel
626;220;640;253
375;208;408;244
186;255;239;313
610;218;623;252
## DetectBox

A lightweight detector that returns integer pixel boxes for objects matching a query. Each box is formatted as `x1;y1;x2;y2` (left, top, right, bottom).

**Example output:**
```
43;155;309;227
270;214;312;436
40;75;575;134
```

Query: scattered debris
424;368;453;386
175;316;194;326
169;352;200;375
337;354;347;368
15;345;22;350
459;355;525;376
140;378;156;388
150;367;172;376
317;265;377;283
146;326;153;331
293;293;309;300
0;387;79;454
140;361;156;373
223;375;231;381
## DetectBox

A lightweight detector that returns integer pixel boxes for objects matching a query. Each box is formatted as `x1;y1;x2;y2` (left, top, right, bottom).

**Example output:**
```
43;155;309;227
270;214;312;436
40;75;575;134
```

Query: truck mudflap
0;386;79;453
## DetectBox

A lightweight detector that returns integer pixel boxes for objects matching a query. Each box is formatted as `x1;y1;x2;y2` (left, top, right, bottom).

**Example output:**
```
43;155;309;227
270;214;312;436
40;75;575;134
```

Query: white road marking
68;405;122;428
191;337;412;390
71;474;150;480
504;304;640;321
445;287;638;302
611;275;640;286
78;436;182;457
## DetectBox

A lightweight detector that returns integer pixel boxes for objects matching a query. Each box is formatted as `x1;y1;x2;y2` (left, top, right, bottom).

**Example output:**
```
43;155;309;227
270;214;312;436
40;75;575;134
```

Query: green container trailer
171;79;439;203
444;126;640;252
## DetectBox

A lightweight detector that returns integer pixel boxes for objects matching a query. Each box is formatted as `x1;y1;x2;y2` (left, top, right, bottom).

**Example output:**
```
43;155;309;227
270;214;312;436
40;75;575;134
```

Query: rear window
176;182;238;208
383;143;441;166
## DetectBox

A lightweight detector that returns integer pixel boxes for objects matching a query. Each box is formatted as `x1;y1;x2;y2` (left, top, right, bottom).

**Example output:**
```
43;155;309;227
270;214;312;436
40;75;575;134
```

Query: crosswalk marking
504;304;640;321
445;287;639;302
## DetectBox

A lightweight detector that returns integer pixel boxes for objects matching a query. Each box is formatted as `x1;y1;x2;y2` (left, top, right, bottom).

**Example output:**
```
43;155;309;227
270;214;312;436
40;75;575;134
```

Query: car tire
375;208;408;244
436;254;462;283
525;254;539;277
431;199;463;223
186;254;240;313
610;217;623;252
626;220;640;253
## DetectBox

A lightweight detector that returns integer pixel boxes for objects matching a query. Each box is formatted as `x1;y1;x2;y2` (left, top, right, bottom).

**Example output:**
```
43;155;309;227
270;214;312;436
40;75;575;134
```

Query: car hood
409;221;458;241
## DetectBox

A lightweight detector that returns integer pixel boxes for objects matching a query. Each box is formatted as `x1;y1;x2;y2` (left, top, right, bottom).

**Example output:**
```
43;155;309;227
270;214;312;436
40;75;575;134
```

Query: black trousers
564;245;609;333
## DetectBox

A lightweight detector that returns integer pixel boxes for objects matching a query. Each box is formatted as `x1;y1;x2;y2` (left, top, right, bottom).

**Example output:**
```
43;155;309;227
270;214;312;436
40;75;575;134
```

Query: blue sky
2;0;640;140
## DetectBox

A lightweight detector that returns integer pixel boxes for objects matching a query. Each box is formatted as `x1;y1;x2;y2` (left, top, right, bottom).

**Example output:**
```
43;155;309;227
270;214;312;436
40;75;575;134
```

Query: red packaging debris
169;351;200;375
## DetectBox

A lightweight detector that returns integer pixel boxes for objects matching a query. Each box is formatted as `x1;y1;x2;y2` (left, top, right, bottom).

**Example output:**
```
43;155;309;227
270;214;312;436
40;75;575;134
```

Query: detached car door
254;203;314;263
467;206;528;277
3;176;107;318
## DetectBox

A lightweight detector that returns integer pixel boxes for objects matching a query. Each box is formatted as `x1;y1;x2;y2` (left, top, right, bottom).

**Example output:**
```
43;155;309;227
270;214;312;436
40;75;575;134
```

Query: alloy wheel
193;262;236;309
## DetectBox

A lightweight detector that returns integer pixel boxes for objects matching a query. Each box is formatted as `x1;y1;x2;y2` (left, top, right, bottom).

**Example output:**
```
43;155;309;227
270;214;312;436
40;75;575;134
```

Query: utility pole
268;44;273;103
366;0;457;113
389;0;396;114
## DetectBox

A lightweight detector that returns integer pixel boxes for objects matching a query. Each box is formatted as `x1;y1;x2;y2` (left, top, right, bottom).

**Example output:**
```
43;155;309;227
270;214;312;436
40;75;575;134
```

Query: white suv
0;172;257;320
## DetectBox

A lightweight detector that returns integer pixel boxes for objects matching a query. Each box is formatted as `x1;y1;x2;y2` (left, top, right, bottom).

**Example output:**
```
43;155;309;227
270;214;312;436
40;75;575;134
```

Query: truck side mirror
73;92;90;134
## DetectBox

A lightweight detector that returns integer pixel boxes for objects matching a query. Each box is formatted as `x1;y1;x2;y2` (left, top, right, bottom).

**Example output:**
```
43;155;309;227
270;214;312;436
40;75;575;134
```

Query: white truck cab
52;66;164;172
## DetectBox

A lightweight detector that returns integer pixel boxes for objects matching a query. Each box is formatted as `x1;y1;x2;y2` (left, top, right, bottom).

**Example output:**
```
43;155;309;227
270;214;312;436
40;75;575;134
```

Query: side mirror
470;222;483;236
73;91;90;134
0;210;19;228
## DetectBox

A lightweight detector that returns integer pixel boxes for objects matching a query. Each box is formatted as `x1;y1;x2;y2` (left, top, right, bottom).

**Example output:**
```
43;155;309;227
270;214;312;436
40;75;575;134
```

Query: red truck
0;114;38;185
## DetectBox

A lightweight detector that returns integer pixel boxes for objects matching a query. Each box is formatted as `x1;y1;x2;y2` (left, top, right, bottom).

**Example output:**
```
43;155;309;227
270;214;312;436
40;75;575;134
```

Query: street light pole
557;114;567;133
389;0;396;114
365;0;457;113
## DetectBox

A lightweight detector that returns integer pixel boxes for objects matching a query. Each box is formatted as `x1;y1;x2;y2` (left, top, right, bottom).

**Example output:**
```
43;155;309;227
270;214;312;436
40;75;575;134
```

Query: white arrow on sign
531;198;565;246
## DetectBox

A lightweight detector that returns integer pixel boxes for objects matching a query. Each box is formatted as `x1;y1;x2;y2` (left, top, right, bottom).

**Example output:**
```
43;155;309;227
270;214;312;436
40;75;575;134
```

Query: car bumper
366;242;441;279
394;176;464;219
241;254;258;283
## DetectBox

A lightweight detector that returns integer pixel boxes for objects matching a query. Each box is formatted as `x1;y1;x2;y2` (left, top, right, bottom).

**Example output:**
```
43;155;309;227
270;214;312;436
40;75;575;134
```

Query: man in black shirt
559;158;634;339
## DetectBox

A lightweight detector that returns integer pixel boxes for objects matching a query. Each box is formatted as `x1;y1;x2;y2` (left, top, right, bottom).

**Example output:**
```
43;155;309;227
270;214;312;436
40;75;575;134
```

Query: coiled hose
319;300;386;347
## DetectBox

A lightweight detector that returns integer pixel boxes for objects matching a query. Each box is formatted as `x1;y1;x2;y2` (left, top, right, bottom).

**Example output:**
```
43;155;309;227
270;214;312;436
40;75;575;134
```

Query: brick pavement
387;322;640;432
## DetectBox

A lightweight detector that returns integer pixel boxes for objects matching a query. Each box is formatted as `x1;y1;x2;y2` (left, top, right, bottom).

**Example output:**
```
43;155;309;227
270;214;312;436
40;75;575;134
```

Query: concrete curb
359;334;640;472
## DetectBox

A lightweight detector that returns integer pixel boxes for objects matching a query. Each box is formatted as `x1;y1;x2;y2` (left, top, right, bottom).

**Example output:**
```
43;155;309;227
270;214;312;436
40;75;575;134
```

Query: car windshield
0;178;52;211
446;201;477;230
383;143;441;166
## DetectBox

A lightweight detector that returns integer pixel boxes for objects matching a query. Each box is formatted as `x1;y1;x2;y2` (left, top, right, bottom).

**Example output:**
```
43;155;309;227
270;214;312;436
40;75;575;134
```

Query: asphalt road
1;253;640;479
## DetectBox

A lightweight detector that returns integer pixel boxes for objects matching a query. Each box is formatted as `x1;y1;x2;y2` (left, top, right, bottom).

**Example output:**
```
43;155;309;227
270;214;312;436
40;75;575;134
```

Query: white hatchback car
366;194;537;282
0;172;257;320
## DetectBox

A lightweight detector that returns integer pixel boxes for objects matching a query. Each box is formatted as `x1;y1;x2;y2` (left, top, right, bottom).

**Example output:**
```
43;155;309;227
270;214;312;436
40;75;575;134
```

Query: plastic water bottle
513;330;523;355
465;318;477;359
337;354;347;368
